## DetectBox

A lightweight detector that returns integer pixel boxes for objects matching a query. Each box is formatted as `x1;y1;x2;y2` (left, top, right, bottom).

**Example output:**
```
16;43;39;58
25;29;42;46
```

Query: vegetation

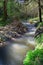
23;20;43;65
23;0;43;65
23;27;43;64
0;0;43;26
0;0;43;64
29;16;43;23
23;49;43;65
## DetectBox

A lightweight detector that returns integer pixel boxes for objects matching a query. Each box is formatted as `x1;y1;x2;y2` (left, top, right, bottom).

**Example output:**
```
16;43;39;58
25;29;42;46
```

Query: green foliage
29;16;43;23
0;1;23;26
35;22;43;44
0;17;12;26
7;1;23;18
35;34;43;44
39;22;43;27
23;19;43;65
23;49;43;65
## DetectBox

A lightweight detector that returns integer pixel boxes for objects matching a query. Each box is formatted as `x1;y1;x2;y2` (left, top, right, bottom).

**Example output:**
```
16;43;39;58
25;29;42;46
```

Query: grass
28;15;43;23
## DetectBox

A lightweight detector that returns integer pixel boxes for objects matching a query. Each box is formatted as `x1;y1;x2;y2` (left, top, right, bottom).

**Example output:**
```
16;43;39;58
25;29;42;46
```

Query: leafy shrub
23;49;43;65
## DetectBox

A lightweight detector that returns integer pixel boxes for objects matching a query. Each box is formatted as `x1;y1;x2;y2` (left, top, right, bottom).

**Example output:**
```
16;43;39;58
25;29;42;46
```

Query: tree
3;0;8;21
23;1;43;65
24;0;42;22
38;0;42;22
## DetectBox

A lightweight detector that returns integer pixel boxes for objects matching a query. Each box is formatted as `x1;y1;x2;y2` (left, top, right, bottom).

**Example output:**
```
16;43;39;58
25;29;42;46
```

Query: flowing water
0;23;36;65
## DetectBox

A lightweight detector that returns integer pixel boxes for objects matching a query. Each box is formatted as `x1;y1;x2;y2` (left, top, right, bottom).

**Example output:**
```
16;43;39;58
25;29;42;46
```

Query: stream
0;22;36;65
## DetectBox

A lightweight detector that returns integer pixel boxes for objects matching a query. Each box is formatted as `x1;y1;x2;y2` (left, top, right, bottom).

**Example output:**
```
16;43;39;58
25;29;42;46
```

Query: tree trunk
3;0;7;21
38;0;42;22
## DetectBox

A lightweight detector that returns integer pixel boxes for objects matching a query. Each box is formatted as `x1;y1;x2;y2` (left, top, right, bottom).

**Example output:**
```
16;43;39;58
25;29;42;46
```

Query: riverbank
0;20;28;47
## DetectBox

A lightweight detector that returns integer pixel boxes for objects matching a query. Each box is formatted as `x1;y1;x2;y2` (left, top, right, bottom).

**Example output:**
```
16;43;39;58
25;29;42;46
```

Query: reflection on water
0;23;36;65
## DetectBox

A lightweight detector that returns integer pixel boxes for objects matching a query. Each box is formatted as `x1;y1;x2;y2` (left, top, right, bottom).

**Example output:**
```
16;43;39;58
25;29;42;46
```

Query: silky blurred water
0;23;36;65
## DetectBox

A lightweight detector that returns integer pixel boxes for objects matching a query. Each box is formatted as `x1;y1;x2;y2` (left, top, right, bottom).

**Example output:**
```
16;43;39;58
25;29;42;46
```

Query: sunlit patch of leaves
23;49;43;65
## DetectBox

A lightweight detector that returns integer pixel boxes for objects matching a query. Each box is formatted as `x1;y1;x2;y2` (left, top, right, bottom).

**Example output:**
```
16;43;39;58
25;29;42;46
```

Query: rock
0;20;28;42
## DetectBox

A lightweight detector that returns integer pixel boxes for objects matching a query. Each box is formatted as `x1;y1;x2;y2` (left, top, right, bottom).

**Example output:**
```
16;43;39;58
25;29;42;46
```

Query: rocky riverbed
0;20;28;47
0;22;36;65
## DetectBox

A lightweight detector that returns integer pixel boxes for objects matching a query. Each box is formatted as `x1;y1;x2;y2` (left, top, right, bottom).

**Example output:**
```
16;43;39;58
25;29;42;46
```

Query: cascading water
0;22;36;65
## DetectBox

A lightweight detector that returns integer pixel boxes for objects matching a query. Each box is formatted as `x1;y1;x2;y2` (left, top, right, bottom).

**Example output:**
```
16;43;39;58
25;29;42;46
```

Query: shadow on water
0;45;18;65
0;46;7;65
0;43;30;65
